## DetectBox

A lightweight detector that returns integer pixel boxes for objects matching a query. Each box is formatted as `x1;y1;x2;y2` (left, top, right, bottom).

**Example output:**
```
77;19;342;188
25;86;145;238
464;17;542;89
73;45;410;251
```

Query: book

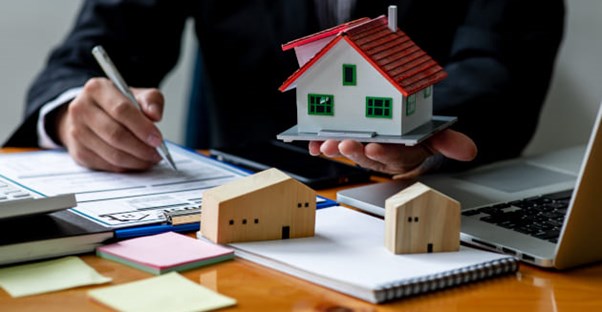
0;210;114;266
1;172;76;219
96;232;234;275
229;206;518;304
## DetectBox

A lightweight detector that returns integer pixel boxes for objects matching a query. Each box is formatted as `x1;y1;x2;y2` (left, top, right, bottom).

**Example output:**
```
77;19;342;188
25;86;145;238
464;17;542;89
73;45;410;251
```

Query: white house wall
402;90;433;134
296;39;402;136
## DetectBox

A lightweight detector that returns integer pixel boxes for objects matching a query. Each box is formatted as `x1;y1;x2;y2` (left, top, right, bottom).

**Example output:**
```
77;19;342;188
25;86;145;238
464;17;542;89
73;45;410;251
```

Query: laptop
337;103;602;269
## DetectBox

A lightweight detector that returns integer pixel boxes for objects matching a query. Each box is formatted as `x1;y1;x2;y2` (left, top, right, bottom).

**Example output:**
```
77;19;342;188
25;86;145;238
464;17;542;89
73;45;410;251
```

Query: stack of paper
96;232;234;275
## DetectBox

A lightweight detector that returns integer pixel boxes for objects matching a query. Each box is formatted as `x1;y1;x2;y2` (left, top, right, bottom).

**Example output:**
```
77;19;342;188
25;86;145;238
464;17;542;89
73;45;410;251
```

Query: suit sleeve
434;0;565;171
3;0;191;147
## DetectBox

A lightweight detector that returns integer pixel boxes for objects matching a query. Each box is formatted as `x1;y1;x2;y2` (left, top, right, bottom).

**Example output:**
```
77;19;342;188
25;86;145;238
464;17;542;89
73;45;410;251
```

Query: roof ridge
279;14;447;95
345;15;387;37
281;17;371;51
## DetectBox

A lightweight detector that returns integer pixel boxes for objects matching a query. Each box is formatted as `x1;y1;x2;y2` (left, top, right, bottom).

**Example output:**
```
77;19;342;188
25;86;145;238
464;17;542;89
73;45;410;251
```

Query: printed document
0;143;247;228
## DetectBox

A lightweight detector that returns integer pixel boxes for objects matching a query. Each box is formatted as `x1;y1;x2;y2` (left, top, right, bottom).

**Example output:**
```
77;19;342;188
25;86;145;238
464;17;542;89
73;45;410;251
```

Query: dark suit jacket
4;0;565;170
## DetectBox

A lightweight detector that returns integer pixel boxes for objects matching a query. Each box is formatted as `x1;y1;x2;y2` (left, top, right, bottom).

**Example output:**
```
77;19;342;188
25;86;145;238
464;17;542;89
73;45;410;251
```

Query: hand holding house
278;6;455;145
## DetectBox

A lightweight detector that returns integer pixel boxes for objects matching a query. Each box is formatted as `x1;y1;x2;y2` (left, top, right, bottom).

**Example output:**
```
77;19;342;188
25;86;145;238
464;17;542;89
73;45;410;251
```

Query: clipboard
115;195;337;239
0;143;338;240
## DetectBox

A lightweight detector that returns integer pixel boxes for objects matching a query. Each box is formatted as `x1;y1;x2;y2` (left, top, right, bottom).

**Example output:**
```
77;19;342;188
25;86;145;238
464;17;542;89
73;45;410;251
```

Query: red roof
282;17;370;51
279;16;447;96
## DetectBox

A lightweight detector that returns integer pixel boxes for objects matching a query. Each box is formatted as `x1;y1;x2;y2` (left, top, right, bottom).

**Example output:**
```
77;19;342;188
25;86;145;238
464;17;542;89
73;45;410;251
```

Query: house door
281;226;290;239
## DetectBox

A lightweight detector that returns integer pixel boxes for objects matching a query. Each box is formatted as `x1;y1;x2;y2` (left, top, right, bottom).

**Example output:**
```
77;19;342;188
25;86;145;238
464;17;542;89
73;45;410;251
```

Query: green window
366;97;393;118
423;86;432;98
342;64;356;86
406;94;416;116
308;93;334;116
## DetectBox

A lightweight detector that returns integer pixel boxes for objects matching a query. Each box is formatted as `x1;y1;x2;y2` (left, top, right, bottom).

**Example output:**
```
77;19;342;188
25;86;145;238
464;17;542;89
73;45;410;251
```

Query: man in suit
4;0;564;176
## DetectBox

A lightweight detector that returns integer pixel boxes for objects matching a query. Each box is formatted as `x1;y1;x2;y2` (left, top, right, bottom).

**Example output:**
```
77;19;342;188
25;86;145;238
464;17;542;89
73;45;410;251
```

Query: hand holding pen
92;45;177;171
52;46;177;172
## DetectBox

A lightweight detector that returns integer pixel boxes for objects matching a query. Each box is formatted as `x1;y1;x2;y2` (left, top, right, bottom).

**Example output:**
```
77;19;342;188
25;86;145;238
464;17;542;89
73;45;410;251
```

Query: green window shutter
308;94;334;116
342;64;356;86
365;97;393;118
406;94;416;116
423;86;432;98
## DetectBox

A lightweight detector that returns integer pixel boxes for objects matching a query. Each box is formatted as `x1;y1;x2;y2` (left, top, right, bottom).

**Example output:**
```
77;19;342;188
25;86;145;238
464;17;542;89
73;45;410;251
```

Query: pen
91;45;178;171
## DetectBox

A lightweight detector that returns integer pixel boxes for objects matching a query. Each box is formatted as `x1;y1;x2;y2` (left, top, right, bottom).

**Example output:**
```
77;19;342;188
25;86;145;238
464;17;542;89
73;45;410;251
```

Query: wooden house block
201;168;316;244
384;182;460;254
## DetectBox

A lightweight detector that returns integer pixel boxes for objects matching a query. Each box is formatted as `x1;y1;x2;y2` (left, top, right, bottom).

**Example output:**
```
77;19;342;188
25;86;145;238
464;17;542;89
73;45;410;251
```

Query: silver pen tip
165;154;178;172
157;143;178;172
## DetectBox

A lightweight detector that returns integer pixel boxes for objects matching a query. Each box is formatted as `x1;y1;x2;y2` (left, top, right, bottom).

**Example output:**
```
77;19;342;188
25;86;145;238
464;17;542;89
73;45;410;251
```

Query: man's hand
55;77;165;172
308;129;477;178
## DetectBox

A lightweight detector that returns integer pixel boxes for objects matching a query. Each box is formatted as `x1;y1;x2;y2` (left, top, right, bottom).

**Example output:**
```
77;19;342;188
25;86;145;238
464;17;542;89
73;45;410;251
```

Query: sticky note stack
96;232;234;275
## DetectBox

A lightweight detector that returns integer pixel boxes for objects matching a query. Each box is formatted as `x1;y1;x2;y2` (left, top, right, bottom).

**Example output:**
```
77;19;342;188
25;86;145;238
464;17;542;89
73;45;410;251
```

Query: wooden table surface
1;149;601;311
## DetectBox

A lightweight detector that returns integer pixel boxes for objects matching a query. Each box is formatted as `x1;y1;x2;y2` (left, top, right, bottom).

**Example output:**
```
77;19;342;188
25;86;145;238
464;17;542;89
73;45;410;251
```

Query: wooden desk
1;150;601;311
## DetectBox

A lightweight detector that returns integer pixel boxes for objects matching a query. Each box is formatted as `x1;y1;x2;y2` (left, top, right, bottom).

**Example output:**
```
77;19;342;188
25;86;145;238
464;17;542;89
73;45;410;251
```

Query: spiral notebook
229;206;518;303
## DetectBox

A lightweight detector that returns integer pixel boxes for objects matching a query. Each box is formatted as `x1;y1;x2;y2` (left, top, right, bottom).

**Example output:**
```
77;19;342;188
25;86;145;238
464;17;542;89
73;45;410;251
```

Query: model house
384;182;460;254
278;6;448;141
200;168;316;244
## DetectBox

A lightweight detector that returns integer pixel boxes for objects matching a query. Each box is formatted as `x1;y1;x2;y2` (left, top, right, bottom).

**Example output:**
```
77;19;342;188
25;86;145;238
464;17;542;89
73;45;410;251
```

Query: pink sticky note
97;232;234;274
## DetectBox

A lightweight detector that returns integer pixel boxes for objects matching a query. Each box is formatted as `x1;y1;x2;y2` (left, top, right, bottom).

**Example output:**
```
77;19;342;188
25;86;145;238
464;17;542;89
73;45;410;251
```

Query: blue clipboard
114;196;337;239
115;144;338;239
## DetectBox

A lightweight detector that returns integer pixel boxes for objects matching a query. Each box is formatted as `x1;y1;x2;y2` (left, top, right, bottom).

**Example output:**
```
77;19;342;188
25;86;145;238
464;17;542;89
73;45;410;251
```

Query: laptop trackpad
455;163;575;193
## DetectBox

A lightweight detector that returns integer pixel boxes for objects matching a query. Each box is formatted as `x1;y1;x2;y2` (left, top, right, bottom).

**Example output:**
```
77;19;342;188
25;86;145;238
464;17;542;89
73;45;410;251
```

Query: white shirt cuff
37;87;84;148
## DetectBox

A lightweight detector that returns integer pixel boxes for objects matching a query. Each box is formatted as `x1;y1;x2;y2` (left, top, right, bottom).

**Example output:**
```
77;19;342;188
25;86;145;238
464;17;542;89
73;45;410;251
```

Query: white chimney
388;5;397;32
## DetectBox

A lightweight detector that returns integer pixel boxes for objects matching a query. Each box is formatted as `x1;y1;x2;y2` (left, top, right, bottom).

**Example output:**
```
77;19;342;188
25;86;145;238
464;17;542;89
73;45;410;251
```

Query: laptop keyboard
462;190;573;243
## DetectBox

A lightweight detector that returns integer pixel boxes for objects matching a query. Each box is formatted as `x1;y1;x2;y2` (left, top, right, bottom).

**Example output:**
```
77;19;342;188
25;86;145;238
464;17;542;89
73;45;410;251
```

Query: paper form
0;144;248;228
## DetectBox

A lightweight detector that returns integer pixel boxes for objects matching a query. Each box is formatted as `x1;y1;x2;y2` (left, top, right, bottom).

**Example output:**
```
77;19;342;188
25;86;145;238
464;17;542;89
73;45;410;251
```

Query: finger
391;165;428;180
133;88;165;122
60;105;125;172
337;140;390;173
427;129;477;161
76;123;159;170
84;78;164;148
74;97;161;163
319;139;343;157
364;142;430;172
308;141;323;156
68;140;128;173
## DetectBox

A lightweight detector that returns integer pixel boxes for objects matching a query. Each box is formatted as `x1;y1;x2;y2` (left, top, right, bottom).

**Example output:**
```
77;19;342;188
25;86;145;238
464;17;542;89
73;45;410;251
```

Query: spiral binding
374;257;519;303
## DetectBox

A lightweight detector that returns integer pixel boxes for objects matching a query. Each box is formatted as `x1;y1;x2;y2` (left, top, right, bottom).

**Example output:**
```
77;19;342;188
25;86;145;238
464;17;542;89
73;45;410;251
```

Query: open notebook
227;206;517;303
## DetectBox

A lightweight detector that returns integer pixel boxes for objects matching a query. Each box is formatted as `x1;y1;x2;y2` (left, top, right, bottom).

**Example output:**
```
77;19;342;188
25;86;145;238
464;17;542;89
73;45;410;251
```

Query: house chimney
388;5;397;32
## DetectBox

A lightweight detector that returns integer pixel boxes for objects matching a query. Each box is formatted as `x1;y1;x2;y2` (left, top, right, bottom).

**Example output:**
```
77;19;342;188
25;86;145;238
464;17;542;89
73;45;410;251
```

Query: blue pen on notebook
91;45;177;171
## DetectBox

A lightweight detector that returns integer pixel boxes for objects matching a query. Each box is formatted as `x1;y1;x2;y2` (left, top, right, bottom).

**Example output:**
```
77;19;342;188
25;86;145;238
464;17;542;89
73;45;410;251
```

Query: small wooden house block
201;168;316;244
278;6;447;139
384;182;460;254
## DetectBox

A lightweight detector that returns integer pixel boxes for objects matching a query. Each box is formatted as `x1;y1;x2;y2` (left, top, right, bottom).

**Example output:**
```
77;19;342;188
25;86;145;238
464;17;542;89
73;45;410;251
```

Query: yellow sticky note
88;272;236;312
0;256;111;297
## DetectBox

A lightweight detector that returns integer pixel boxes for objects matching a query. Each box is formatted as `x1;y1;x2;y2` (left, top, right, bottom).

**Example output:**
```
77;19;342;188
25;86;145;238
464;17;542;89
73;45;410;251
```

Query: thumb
427;129;477;162
134;88;165;122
